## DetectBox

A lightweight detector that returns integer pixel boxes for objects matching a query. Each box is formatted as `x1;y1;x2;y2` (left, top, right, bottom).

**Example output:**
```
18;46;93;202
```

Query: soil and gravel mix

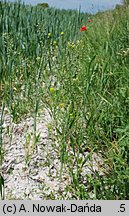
2;108;103;199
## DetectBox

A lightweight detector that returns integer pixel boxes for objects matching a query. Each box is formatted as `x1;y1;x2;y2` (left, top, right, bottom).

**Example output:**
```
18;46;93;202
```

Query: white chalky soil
2;109;71;200
2;108;105;200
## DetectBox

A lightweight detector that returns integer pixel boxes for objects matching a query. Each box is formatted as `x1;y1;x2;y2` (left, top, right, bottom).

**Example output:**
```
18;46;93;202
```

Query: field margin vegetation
0;0;129;199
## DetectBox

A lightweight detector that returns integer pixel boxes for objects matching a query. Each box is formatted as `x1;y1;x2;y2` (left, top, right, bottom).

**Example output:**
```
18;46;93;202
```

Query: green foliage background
0;0;129;200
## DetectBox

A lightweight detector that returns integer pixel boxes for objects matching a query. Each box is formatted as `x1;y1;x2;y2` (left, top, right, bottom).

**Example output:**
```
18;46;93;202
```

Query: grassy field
0;1;129;199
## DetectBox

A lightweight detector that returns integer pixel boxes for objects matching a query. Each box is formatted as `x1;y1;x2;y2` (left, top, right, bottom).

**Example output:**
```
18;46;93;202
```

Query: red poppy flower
88;19;92;22
80;26;87;32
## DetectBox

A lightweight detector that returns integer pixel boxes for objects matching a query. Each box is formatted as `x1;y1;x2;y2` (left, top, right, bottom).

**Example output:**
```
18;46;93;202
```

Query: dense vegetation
0;0;129;199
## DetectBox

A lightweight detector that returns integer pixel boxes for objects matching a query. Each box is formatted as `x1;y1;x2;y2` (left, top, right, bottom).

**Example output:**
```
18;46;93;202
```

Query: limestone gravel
2;109;72;200
2;108;106;200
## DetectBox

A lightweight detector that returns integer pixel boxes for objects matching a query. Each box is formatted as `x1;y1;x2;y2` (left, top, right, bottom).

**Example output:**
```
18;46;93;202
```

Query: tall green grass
0;0;129;199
